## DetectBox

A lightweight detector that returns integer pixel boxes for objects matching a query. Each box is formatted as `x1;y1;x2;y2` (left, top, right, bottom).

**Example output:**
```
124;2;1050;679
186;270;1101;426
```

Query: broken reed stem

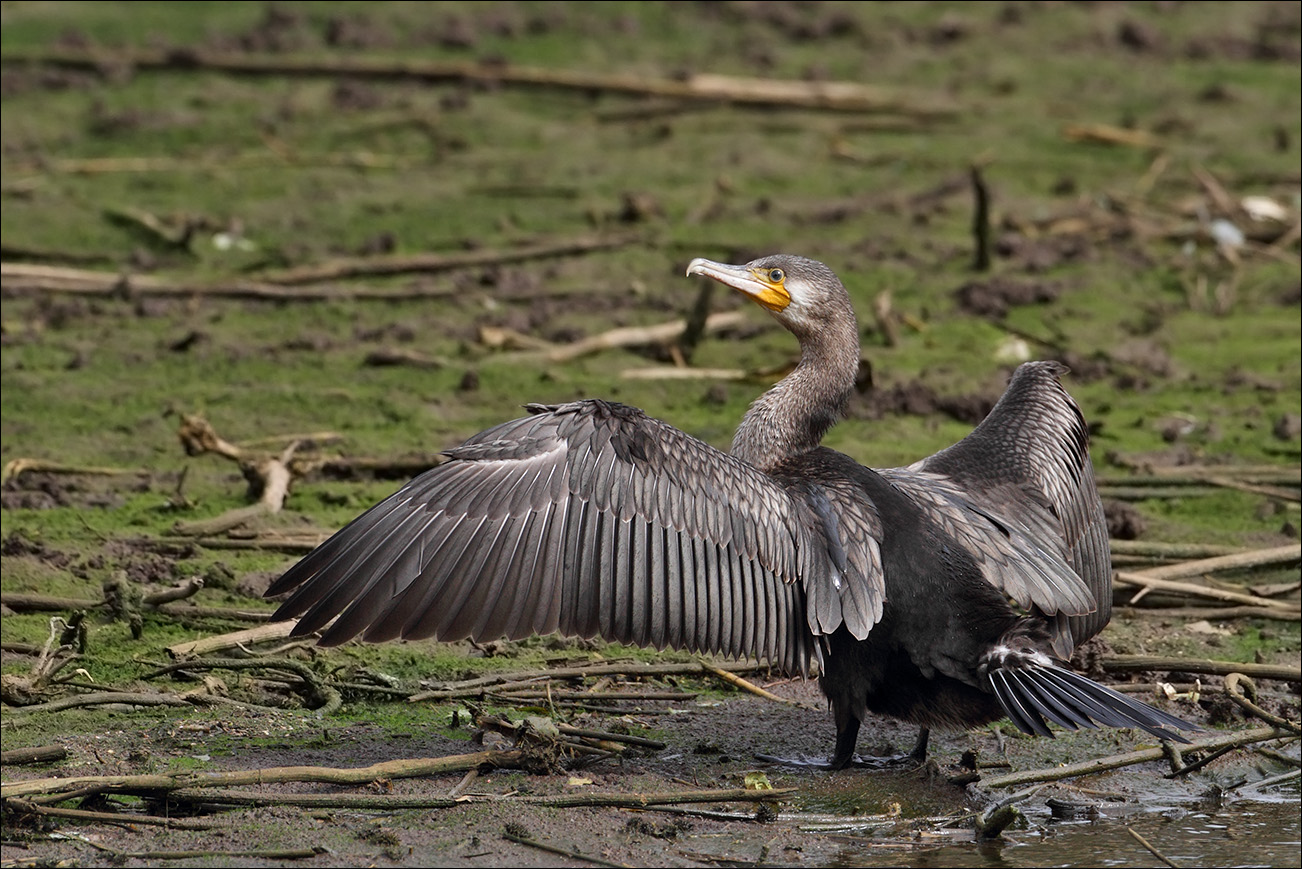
979;726;1287;789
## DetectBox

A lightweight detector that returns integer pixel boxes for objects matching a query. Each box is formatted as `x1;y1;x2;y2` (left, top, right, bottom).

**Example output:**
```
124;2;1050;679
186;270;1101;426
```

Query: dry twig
1224;673;1302;734
1101;655;1300;683
979;726;1288;789
1126;826;1181;869
4;48;957;116
698;660;816;709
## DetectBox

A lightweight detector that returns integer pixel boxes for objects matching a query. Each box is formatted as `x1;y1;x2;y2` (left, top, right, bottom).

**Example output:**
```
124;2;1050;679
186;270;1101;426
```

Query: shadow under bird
267;253;1197;769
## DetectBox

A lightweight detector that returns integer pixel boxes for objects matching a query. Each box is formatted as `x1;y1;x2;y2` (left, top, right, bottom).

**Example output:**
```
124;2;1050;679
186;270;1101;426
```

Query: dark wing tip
991;665;1200;744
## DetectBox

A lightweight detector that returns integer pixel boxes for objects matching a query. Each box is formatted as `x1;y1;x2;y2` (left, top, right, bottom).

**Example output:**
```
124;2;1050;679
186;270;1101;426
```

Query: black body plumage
267;254;1197;767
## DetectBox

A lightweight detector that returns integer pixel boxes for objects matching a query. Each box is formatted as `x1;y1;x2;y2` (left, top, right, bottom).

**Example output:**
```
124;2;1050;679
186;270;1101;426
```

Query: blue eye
768;268;785;282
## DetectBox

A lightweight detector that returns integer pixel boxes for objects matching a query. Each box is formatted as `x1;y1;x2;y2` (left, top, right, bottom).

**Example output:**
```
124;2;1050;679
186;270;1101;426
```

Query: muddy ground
2;639;1299;868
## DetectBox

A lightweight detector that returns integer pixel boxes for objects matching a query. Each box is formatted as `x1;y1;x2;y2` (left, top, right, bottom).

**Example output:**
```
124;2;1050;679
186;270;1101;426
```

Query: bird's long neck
731;316;860;472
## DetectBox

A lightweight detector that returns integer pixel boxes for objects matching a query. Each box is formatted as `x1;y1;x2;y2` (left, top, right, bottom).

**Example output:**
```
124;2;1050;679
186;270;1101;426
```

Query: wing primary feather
433;516;517;641
316;508;467;642
1036;668;1196;741
280;500;429;632
595;505;620;640
490;510;544;641
518;499;561;637
466;514;534;641
1003;669;1084;732
393;514;490;640
531;497;570;636
991;670;1054;737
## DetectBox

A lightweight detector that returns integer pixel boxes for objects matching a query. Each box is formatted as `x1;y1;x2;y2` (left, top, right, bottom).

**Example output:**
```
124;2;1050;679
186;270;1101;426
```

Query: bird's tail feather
988;664;1198;743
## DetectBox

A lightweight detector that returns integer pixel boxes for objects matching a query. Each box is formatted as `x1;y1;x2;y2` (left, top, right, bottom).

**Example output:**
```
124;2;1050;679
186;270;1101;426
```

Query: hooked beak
687;258;791;313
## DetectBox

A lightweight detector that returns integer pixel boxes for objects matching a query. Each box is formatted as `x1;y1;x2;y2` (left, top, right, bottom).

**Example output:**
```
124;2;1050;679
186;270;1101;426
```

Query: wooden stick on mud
1123;544;1301;581
699;661;815;709
165;621;300;658
0;745;68;765
1101;656;1301;683
1062;123;1162;149
169;786;797;811
1127;826;1182;869
503;830;628;868
2;750;538;802
979;726;1289;789
3;48;958;116
620;366;752;381
1106;540;1249;560
5;798;219;830
1;458;151;484
1;232;637;297
531;311;749;364
1119;605;1300;622
409;660;768;702
1224;673;1302;734
255;233;639;285
1114;543;1301;609
3;576;204;615
171;415;300;536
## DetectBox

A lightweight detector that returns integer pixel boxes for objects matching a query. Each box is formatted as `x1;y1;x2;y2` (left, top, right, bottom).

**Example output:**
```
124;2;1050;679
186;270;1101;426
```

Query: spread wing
897;361;1111;650
267;399;848;674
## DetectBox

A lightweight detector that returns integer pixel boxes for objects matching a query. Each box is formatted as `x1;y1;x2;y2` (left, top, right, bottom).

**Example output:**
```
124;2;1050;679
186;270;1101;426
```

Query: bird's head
686;254;851;337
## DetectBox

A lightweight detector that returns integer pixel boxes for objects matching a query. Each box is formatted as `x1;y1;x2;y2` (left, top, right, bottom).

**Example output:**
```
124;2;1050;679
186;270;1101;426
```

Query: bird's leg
754;705;862;770
840;725;929;770
828;711;862;770
755;719;927;771
909;726;930;763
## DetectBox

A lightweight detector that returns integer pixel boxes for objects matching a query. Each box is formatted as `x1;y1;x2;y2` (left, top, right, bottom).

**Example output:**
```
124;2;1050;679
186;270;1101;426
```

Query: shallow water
824;788;1302;868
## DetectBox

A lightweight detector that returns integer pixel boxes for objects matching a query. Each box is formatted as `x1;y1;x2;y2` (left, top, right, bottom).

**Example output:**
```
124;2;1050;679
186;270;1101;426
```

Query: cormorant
267;254;1196;768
